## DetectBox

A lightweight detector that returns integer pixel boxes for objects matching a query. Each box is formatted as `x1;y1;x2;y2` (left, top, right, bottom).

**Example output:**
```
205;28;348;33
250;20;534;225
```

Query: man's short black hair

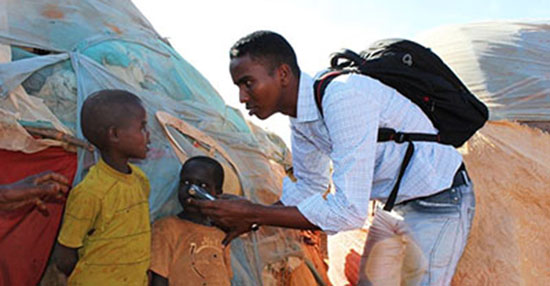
181;156;224;192
80;89;143;150
229;30;300;76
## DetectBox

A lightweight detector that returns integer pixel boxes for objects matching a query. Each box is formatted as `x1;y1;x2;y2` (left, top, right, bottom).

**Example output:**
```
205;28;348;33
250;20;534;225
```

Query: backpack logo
402;53;413;66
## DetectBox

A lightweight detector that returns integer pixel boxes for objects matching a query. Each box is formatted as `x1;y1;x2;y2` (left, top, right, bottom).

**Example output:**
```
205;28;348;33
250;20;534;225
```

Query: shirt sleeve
149;219;174;278
57;188;101;248
133;165;151;198
280;125;331;206
296;83;380;234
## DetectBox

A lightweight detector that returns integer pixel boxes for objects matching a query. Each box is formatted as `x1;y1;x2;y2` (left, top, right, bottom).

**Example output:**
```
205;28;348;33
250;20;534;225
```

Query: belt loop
461;170;470;185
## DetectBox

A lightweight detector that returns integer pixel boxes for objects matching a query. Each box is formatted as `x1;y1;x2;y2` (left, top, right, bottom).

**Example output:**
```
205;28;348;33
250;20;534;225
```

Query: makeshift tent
418;21;550;286
334;20;550;286
0;1;327;285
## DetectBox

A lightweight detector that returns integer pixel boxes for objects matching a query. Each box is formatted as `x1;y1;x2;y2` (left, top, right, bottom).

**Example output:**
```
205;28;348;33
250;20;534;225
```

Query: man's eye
245;80;252;88
184;180;190;185
200;183;207;188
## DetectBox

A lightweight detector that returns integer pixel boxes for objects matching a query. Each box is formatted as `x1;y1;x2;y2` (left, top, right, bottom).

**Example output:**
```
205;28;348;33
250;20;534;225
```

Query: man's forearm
253;204;320;230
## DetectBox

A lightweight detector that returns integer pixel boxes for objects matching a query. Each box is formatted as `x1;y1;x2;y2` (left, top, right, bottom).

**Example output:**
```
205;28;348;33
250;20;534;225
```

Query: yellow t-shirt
58;159;151;286
150;216;232;286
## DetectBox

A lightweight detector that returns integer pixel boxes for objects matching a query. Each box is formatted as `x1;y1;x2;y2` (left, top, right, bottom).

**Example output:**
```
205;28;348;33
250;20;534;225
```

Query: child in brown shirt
150;156;232;286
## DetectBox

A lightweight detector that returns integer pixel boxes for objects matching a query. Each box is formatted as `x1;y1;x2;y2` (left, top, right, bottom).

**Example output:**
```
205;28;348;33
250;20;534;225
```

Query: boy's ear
107;126;120;143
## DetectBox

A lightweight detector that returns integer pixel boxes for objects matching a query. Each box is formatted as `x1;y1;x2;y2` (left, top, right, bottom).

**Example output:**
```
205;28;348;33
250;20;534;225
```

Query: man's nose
239;89;249;103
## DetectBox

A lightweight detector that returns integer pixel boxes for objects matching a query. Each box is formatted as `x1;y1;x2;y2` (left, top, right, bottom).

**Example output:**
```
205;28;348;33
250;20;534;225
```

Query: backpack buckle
395;132;407;143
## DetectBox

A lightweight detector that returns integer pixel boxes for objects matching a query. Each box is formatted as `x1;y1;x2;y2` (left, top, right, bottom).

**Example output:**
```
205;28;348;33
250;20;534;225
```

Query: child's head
80;89;150;159
178;156;224;207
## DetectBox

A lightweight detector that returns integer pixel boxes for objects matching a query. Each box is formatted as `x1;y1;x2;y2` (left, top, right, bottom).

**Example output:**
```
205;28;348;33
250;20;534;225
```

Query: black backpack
313;39;488;210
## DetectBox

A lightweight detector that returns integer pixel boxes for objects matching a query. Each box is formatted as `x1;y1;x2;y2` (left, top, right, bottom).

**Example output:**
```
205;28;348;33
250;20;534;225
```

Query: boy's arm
56;187;100;277
53;242;79;276
151;272;169;286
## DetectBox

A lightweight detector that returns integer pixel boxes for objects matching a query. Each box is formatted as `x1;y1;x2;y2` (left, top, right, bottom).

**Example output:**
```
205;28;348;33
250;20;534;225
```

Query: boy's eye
183;180;190;185
200;183;207;188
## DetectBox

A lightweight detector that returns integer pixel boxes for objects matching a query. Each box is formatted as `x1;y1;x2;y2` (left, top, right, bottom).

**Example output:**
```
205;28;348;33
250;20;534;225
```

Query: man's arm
53;243;79;277
191;198;319;245
295;79;380;232
280;126;331;206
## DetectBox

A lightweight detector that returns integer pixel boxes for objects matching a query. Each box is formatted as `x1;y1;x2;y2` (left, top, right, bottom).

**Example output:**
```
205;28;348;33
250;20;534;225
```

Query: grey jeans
391;171;476;286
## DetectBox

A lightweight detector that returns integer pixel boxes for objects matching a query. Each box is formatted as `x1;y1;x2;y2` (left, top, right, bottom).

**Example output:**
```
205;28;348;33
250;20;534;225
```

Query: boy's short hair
80;89;143;150
181;156;224;192
229;30;300;76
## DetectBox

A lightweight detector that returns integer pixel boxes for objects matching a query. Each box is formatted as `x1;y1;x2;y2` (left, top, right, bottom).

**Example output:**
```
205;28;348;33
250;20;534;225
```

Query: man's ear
107;126;120;144
277;63;292;86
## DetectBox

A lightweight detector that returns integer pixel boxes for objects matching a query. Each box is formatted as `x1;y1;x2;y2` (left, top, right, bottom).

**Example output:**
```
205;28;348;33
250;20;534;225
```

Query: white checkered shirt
280;72;463;234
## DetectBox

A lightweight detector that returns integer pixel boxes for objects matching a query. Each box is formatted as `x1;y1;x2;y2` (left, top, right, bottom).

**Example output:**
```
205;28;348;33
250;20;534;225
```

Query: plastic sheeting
452;121;550;286
0;1;323;285
416;21;550;122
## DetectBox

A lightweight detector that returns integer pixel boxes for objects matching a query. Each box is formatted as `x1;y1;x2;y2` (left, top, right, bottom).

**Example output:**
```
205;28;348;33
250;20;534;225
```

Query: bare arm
190;198;319;245
53;243;79;277
151;271;169;286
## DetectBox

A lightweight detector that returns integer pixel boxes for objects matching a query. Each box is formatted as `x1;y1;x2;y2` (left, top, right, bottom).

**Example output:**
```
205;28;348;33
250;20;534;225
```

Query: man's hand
344;249;361;286
189;196;258;246
0;171;70;213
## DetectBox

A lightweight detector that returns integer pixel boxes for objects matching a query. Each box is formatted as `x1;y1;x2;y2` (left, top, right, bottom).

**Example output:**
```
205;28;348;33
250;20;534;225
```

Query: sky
132;0;549;145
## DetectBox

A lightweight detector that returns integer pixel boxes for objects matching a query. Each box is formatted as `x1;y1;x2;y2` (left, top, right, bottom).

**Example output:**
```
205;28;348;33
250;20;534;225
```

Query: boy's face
178;166;219;211
230;54;283;120
113;104;150;159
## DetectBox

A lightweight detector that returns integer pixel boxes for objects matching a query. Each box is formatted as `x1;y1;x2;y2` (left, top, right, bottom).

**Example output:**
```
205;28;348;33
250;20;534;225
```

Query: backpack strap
313;69;355;117
384;141;414;211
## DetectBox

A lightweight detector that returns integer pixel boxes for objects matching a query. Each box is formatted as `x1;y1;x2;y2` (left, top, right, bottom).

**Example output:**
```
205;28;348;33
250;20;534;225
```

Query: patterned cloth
281;72;463;234
57;159;151;286
150;216;232;286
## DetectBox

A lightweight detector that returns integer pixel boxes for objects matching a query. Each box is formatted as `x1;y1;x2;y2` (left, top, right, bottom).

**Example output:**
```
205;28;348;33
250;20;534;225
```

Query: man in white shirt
192;30;475;286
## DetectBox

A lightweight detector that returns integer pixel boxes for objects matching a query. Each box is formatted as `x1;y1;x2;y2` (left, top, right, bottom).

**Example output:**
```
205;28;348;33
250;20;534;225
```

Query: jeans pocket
430;217;460;270
410;187;462;214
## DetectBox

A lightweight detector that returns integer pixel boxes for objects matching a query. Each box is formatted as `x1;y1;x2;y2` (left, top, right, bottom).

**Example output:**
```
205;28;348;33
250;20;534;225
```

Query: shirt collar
294;72;320;123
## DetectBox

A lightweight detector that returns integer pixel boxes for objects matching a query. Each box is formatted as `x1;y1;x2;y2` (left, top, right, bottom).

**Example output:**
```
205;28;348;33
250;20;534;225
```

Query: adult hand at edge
0;171;70;212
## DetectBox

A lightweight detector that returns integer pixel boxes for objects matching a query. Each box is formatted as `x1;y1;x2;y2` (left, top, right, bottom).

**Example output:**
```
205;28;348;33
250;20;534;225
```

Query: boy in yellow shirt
150;156;232;286
54;89;151;285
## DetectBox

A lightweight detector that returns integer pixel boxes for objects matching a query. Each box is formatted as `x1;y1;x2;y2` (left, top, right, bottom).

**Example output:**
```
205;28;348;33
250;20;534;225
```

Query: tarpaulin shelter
418;21;550;286
0;1;327;285
333;20;550;286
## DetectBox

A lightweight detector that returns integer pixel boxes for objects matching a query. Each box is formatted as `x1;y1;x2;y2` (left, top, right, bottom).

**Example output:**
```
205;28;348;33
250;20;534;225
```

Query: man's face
115;105;150;159
230;54;282;120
